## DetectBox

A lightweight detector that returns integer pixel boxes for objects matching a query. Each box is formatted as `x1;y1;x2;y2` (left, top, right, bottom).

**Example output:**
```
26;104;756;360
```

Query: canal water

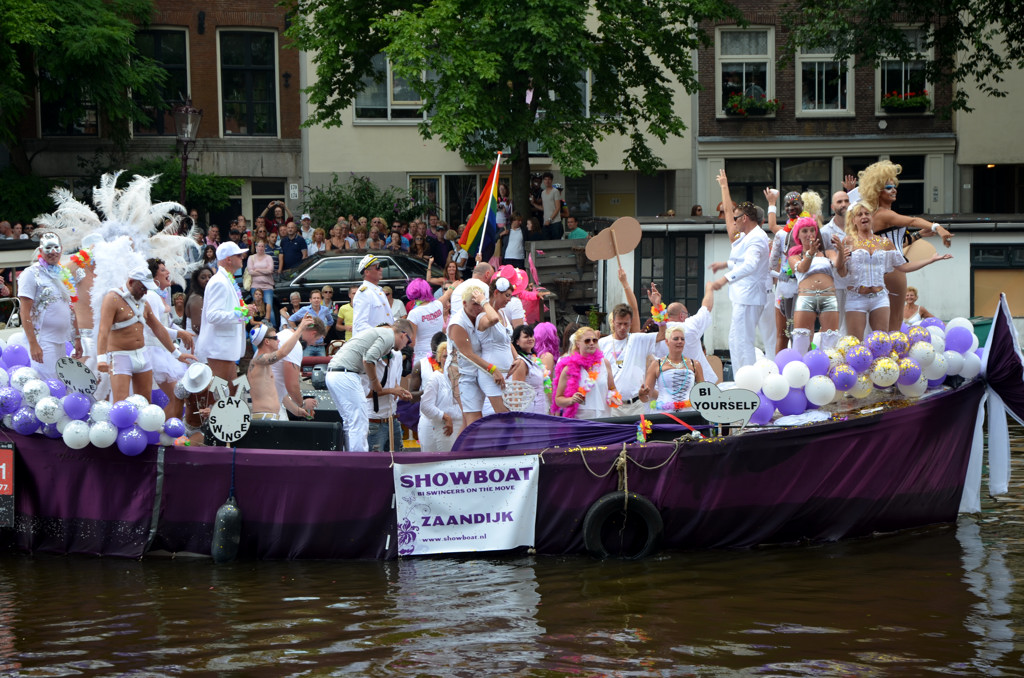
1;426;1022;676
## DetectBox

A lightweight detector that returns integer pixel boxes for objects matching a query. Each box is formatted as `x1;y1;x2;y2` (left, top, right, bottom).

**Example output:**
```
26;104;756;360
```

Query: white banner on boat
392;455;540;556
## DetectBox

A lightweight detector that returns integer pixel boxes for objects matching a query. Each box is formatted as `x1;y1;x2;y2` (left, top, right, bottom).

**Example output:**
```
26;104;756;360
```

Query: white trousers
756;290;777;361
31;341;65;381
325;371;369;452
729;302;765;372
417;415;462;452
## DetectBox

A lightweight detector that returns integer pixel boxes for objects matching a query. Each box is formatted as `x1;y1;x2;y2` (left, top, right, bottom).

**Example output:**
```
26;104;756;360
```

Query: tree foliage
301;173;438;228
285;0;740;207
0;0;166;152
783;0;1024;113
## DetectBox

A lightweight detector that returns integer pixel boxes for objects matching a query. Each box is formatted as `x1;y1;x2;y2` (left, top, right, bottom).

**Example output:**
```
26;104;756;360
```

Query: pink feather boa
551;350;604;419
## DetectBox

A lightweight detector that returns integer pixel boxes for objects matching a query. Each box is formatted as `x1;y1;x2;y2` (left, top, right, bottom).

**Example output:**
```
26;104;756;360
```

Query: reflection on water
0;425;1021;676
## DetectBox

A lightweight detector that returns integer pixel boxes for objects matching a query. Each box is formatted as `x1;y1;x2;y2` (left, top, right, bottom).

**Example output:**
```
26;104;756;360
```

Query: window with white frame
796;46;852;114
717;28;773;115
220;31;278;136
878;29;931;112
134;29;189;136
356;54;425;121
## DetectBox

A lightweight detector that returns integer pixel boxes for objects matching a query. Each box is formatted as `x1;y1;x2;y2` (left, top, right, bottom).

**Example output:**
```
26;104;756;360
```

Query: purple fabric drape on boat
986;302;1024;423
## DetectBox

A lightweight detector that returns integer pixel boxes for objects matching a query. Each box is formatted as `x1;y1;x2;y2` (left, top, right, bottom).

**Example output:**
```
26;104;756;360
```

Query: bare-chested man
96;265;195;403
247;316;315;420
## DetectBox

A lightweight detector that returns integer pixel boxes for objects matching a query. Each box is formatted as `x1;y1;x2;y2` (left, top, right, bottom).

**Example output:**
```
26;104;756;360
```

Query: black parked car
274;250;442;303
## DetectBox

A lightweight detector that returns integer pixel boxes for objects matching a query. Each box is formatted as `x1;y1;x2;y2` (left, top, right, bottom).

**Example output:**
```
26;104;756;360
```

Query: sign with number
0;444;14;528
207;396;251;444
55;357;99;395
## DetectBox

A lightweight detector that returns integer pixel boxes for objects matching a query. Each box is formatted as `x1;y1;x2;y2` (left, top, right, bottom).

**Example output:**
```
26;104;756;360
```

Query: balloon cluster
734;318;983;425
0;366;184;456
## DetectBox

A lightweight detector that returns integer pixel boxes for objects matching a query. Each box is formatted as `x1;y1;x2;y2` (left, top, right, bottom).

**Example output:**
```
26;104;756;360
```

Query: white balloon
10;367;40;391
831;389;846;404
805;375;837;407
754;347;765;361
756;358;780;379
21;379;51;407
943;350;964;376
945;317;973;332
897;374;929;398
0;367;9;387
90;400;112;423
734;365;764;393
0;337;6;351
959;352;982;380
969;333;980;354
55;414;72;434
927;327;945;354
137;404;166;432
6;331;27;347
63;420;92;450
908;341;936;367
782;361;810;388
849;374;874;399
159;432;178;446
1;414;11;429
34;396;62;424
88;421;118;448
126;394;150;410
923;352;948;380
762;373;790;401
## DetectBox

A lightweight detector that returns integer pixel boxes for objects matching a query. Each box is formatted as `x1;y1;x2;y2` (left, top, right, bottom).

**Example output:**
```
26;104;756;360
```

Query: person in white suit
195;241;254;389
709;170;771;371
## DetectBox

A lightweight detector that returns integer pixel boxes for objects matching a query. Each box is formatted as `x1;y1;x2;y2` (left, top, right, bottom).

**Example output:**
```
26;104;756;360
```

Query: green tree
0;0;167;170
783;0;1024;113
302;173;438;229
285;0;739;210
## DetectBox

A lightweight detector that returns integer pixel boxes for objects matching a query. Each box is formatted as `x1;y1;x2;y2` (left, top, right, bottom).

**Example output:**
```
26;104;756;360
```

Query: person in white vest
194;241;253;390
351;253;394;334
709;170;771;371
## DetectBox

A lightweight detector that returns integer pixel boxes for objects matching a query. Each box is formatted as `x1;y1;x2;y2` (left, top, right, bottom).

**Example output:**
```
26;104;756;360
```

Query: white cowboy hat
180;362;213;394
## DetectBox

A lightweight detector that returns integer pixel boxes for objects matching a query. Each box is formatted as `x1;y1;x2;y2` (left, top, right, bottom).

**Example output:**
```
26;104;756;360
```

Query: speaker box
211;419;347;451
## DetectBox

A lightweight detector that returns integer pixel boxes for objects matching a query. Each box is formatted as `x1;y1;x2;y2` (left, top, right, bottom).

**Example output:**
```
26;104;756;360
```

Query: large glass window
718;28;772;115
355;54;425;121
39;70;98;137
878;29;931;113
796;46;851;115
637;234;705;321
723;159;776;207
889;155;925;215
134;29;188;136
220;31;277;136
780;158;831;201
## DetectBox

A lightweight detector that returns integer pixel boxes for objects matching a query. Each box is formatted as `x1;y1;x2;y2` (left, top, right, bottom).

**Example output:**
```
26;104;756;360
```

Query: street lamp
173;97;203;206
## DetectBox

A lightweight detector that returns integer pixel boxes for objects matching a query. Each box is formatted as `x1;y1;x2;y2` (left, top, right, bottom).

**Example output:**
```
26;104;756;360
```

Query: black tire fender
582;490;663;559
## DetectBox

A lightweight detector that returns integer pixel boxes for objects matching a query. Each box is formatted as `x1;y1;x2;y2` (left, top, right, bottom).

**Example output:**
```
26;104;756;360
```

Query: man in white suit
195;241;254;389
709;170;771;371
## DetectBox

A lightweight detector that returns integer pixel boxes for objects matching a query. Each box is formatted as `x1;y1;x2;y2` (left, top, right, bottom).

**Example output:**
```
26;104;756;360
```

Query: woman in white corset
638;322;702;412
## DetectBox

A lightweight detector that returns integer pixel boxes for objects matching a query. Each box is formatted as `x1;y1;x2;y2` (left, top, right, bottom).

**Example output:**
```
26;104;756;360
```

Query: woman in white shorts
843;202;951;340
447;286;499;427
475;275;516;414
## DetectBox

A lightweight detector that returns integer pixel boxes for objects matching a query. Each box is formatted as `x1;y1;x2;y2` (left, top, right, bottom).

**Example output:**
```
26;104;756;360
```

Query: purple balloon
897;358;922;386
974;348;984;361
41;422;62;439
803;349;831;377
865;330;892;359
116;425;149;457
920;317;945;331
108;400;139;429
61;392;92;420
944;326;972;354
0;387;22;415
3;344;29;369
927;377;946;390
45;379;67;399
830;364;858;391
146;429;161;445
65;342;74;357
774;387;808;416
845;345;874;374
151;389;170;409
775;348;802;370
900;322;910;335
163;417;186;438
749;392;775;425
11;406;39;435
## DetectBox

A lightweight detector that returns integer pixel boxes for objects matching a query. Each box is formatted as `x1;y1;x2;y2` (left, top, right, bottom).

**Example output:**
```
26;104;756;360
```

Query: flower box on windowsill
724;108;773;118
882;104;928;114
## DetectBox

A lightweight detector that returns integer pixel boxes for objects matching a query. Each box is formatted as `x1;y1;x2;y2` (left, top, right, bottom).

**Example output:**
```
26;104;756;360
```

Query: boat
1;297;1022;561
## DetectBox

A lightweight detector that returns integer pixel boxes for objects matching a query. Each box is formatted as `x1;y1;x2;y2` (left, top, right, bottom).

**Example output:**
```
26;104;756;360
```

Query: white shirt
390;298;407;320
654;307;717;384
270;328;304;404
821;217;847;285
726;227;771;306
407;300;445;362
598;331;658;401
18;263;73;344
505;227;525;260
364;350;403;418
352;280;394;334
505;296;525;325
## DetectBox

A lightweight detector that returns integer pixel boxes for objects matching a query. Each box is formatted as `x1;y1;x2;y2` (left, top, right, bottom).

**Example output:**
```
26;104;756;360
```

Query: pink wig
406;278;434;302
787;217;820;258
533;322;560;358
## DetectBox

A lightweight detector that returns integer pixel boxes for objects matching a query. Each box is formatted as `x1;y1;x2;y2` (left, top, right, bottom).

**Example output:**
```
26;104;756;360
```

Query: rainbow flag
458;153;501;257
